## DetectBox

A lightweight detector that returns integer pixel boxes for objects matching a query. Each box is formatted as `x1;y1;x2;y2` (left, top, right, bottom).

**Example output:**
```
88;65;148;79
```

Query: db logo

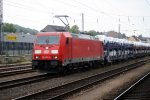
44;50;49;54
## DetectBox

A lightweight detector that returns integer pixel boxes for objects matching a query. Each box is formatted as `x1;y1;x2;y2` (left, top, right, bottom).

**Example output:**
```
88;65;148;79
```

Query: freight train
32;32;150;73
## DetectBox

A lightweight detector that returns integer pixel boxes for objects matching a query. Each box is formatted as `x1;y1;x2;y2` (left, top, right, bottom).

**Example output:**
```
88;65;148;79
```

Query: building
106;31;126;39
138;36;150;43
41;25;67;32
127;36;141;42
1;32;36;55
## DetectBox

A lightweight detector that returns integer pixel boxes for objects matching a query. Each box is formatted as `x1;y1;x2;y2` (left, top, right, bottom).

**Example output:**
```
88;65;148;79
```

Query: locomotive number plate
44;50;49;54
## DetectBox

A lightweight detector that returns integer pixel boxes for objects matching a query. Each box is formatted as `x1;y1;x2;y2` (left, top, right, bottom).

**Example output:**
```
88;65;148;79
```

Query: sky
3;0;150;37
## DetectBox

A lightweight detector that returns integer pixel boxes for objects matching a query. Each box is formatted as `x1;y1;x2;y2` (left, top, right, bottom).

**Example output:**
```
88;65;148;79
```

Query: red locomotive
32;32;104;72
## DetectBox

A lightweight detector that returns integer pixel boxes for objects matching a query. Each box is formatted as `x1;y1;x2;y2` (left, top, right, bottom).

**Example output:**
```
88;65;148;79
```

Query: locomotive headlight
35;56;40;59
51;50;58;54
52;56;58;59
35;50;41;54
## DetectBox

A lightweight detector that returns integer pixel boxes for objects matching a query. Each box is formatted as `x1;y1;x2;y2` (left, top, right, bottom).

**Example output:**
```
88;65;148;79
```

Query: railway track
0;65;34;77
0;73;52;90
0;64;31;71
14;58;150;100
114;72;150;100
0;63;31;68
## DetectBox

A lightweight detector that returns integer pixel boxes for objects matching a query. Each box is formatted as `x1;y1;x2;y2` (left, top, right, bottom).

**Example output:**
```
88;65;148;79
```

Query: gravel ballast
67;62;150;100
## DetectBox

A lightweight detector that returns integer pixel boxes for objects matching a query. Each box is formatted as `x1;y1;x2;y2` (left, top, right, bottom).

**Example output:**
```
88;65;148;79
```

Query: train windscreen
37;36;59;44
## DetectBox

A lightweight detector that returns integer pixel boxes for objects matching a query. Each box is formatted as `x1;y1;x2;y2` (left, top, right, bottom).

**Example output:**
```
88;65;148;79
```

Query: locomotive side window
37;36;59;44
66;37;69;45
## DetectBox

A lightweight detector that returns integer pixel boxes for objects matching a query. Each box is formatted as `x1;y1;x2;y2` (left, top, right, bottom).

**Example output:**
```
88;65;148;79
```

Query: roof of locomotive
41;25;68;32
36;32;97;40
71;33;97;40
36;32;71;37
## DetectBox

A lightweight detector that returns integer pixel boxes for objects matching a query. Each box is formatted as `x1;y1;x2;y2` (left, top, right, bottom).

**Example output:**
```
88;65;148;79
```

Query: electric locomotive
32;32;104;72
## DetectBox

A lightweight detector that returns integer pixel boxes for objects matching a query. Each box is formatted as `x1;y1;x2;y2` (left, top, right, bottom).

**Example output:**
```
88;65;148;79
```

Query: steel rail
0;63;31;68
0;67;34;77
0;64;31;72
114;72;150;100
0;73;50;90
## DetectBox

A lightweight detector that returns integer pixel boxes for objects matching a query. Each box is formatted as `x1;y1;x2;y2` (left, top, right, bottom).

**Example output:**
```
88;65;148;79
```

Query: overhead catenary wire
4;0;150;21
3;0;150;37
72;0;150;17
4;0;53;15
4;0;150;18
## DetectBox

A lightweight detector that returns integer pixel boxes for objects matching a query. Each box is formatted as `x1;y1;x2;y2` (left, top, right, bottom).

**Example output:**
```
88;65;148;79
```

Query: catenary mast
0;0;3;54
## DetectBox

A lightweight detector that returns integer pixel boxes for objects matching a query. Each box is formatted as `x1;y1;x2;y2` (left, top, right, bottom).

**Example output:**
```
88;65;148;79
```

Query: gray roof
41;25;68;32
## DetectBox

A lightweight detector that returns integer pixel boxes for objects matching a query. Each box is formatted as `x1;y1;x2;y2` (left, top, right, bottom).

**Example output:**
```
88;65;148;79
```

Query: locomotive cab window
37;36;60;44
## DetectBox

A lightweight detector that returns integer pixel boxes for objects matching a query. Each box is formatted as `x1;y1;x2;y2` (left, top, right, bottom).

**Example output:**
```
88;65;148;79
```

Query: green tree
87;30;97;36
69;25;80;34
2;23;16;33
14;24;38;35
